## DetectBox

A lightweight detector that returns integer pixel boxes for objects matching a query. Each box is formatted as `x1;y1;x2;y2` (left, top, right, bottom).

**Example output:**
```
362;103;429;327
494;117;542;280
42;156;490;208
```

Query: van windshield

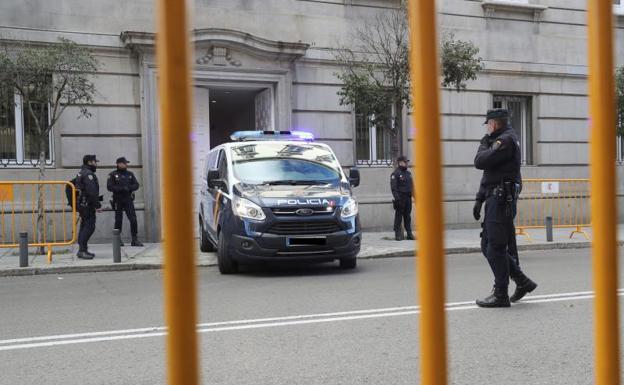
231;142;342;185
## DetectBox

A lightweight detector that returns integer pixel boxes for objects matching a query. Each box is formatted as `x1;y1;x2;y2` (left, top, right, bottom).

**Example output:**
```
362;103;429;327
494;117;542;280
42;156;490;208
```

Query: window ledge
482;1;548;21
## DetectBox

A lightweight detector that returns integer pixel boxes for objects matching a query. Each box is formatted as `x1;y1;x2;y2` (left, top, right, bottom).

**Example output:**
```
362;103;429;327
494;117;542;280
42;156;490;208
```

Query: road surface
0;248;620;384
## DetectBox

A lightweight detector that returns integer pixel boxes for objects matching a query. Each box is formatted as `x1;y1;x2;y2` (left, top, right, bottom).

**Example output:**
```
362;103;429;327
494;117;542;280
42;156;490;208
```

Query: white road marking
0;289;621;352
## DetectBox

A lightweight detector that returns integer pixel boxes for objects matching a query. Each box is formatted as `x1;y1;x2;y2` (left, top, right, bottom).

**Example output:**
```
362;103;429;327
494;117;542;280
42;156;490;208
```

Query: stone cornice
120;28;309;61
481;0;548;22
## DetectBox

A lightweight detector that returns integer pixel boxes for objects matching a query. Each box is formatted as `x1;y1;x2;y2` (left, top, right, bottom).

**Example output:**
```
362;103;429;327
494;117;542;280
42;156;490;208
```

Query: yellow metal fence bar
407;1;447;384
10;191;15;244
587;0;620;383
515;179;591;240
155;0;200;384
0;182;78;260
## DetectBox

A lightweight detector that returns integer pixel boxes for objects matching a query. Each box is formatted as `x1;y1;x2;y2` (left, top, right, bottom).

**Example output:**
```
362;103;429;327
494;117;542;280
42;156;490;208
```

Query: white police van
198;131;362;274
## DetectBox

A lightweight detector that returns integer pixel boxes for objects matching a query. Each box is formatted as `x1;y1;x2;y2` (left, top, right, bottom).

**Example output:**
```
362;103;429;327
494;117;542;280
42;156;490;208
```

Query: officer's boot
476;286;511;308
77;251;94;260
510;273;538;303
405;231;415;240
131;236;144;247
395;230;404;241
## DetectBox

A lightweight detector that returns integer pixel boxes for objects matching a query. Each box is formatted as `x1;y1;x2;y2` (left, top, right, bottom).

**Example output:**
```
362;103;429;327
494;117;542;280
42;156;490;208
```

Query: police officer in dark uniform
391;155;414;241
107;157;143;247
473;109;537;307
77;155;103;259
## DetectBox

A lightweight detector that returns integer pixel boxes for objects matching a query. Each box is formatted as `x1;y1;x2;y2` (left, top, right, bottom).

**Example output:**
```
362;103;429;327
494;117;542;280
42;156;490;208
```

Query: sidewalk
0;227;612;277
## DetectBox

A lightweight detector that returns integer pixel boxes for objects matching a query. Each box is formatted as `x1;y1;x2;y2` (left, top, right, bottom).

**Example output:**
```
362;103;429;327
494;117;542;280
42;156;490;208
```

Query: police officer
107;157;143;247
391;155;414;241
473;109;537;307
77;155;103;260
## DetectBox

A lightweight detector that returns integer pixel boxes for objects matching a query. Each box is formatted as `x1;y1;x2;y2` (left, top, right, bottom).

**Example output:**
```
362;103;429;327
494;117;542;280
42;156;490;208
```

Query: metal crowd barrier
516;179;591;240
0;181;77;263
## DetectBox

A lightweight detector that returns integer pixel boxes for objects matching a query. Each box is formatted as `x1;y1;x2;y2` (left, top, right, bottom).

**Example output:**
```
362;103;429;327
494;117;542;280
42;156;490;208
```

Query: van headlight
234;196;266;221
340;197;358;219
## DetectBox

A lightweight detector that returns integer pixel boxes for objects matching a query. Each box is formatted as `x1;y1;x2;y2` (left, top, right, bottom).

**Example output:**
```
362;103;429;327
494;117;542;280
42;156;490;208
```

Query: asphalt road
0;248;621;385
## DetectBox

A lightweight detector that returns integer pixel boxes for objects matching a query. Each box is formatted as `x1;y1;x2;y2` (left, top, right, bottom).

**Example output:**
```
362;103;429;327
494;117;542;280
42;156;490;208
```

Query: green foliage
617;66;624;136
334;6;483;143
441;32;484;91
0;37;98;140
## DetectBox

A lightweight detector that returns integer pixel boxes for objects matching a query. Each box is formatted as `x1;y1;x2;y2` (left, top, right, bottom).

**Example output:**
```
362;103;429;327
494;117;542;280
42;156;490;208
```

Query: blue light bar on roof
230;130;315;142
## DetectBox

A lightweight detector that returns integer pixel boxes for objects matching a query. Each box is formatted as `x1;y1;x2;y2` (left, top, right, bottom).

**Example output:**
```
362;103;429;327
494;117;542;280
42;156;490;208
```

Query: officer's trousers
393;196;412;233
78;207;96;252
480;195;524;289
114;200;138;236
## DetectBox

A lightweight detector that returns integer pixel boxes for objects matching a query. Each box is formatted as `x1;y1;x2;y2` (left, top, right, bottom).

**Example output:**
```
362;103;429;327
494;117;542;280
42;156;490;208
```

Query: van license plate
288;237;327;246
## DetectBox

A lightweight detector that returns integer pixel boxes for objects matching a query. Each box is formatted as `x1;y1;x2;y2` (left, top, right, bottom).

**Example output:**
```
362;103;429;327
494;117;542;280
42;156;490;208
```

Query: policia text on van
198;131;362;274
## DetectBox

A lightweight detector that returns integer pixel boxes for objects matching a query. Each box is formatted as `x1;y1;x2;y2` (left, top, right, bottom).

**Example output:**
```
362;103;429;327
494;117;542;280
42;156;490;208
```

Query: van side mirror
207;170;225;190
349;168;360;187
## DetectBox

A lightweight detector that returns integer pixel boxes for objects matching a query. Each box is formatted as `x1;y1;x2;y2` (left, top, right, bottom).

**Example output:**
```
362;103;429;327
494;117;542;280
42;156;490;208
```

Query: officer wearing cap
76;154;103;259
473;109;538;307
390;155;414;241
107;157;143;247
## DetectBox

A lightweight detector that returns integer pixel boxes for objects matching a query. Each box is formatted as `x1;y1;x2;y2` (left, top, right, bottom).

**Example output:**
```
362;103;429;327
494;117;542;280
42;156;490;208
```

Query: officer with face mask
76;154;103;259
390;155;414;241
107;157;143;247
473;109;538;307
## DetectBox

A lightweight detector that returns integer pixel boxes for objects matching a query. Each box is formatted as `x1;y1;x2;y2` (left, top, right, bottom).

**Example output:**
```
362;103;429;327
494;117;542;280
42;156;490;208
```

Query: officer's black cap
82;154;99;164
116;157;130;164
397;155;409;163
484;109;509;124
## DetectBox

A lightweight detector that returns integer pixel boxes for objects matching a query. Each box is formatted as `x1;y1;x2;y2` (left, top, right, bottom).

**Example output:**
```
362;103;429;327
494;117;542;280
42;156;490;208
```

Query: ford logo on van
295;208;315;216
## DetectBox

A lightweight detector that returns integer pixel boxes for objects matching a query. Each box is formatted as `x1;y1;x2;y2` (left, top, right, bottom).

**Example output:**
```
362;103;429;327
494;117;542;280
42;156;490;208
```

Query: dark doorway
209;88;259;148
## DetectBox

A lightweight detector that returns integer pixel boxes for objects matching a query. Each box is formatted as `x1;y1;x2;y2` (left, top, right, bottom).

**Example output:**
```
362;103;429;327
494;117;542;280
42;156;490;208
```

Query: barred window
355;108;393;166
0;87;53;167
493;95;533;165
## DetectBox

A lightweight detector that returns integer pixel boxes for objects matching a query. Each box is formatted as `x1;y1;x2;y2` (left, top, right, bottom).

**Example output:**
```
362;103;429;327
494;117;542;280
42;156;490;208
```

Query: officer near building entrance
473;109;538;308
77;155;103;260
107;157;143;247
390;155;414;241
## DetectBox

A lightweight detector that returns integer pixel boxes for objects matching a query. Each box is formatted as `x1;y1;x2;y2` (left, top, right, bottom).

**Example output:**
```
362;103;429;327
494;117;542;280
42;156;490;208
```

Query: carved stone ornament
196;46;242;66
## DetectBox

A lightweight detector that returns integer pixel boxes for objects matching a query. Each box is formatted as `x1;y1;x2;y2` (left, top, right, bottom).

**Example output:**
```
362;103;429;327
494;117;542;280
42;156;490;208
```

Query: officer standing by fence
391;155;414;241
107;157;143;247
473;109;537;307
77;155;103;260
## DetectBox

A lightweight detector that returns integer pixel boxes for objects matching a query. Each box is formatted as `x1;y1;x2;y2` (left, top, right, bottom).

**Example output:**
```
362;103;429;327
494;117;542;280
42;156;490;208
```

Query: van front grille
267;221;342;235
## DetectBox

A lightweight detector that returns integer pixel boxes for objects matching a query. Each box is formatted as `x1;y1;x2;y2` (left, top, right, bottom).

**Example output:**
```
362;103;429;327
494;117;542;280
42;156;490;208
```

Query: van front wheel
199;219;215;252
217;233;238;274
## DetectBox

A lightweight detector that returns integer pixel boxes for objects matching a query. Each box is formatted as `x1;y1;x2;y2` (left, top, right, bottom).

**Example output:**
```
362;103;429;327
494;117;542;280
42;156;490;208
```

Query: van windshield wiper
261;180;332;186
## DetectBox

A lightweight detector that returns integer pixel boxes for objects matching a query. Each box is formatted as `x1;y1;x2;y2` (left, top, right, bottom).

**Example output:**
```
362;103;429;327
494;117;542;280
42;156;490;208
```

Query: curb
0;241;619;277
0;263;162;277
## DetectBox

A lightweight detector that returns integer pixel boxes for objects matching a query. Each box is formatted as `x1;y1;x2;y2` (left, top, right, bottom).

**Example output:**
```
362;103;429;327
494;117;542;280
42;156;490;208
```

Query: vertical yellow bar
31;185;36;243
11;186;15;244
155;0;200;385
587;0;620;384
406;1;447;384
51;184;56;243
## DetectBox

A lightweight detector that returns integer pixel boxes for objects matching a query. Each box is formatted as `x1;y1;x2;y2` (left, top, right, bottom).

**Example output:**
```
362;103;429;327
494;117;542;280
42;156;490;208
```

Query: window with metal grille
0;86;53;167
492;95;533;165
355;107;393;166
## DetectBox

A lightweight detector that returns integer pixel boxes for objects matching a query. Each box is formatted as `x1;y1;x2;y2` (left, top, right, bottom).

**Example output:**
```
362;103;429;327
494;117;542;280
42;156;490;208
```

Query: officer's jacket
474;125;521;201
390;168;413;199
107;169;139;201
78;165;101;209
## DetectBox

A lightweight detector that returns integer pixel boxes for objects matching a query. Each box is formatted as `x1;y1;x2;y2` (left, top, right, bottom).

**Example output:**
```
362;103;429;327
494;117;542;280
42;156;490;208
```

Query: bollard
545;216;553;242
19;232;28;268
113;229;122;263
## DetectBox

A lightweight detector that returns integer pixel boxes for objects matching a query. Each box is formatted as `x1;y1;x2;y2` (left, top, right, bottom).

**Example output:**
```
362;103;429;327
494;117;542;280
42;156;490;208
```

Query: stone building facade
0;0;623;242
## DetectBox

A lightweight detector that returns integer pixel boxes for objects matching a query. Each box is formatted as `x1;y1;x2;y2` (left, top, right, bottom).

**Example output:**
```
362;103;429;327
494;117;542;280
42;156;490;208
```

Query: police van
198;131;362;274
